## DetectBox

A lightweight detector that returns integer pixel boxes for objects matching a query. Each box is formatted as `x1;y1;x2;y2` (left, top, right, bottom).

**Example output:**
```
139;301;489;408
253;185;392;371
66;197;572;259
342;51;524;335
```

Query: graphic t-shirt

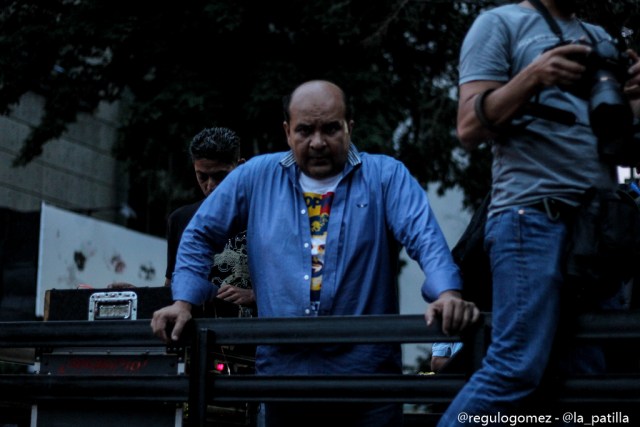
211;230;251;290
299;172;341;316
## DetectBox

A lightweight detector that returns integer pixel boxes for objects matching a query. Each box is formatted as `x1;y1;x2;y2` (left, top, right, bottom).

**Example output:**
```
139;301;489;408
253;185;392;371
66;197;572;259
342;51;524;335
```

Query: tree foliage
1;0;639;235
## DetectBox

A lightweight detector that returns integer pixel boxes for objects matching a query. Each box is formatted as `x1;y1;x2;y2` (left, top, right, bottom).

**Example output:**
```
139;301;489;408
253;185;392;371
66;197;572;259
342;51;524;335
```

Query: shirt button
304;275;309;280
304;308;311;315
300;209;306;214
304;242;309;248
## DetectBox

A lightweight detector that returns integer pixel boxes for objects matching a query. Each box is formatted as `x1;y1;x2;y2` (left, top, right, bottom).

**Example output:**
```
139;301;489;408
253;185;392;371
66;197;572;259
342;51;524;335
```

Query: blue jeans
437;207;572;426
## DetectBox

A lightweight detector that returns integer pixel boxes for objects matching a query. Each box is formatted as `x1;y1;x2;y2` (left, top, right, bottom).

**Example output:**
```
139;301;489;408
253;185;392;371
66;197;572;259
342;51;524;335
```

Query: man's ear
283;121;293;149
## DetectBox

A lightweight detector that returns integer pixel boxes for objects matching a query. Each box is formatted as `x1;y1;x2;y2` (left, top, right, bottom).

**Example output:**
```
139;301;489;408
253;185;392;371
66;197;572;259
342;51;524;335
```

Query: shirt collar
279;143;362;169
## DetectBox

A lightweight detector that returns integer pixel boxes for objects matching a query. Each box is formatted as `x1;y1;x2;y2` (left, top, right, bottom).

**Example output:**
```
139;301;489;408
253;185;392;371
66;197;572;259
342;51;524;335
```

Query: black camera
554;38;639;165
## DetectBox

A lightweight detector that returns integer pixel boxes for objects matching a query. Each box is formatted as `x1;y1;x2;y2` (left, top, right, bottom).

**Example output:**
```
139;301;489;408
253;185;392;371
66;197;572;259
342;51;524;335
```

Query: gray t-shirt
459;4;617;213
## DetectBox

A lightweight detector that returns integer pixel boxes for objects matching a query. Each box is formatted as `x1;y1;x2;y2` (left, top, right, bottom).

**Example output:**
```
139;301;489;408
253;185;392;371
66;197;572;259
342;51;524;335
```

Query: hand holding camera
541;38;640;165
624;49;640;101
534;42;592;89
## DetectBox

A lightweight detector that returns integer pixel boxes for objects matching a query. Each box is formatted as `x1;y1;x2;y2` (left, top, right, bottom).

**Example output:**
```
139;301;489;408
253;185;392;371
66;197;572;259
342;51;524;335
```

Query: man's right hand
150;300;193;343
532;42;591;88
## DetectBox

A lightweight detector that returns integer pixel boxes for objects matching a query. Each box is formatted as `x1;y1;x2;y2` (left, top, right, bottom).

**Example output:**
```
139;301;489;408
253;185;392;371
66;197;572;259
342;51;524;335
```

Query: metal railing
1;311;640;425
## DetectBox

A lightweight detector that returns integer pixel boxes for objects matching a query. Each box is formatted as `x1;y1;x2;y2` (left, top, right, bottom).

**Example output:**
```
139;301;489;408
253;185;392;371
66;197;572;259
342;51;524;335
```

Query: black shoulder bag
451;192;493;311
564;186;640;309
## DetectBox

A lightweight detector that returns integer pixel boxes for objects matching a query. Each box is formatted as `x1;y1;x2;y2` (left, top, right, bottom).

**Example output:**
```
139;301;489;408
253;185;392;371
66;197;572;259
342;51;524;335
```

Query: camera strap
528;0;565;42
528;0;597;45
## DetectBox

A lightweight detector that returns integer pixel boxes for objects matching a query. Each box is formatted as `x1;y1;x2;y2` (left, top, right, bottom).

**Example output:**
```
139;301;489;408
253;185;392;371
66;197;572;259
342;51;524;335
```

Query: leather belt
528;198;577;221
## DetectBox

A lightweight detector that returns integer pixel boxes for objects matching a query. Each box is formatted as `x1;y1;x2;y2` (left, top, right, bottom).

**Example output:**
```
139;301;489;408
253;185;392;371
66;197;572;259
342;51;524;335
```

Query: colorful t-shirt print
304;190;334;315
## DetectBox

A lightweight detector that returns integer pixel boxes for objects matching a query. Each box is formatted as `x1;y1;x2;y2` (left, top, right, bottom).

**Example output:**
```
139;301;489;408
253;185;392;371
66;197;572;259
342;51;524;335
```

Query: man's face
554;0;578;16
193;158;237;197
283;82;353;180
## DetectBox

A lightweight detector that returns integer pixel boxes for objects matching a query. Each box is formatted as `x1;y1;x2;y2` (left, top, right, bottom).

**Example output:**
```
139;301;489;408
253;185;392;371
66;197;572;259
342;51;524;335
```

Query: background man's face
193;159;236;196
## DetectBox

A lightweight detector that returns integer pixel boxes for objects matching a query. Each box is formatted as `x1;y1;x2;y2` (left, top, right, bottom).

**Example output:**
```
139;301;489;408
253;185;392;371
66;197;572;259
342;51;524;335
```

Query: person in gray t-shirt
438;1;640;425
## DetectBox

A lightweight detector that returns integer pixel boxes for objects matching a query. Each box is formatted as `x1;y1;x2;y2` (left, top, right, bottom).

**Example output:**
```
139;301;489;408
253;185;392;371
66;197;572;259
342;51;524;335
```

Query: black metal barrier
1;311;640;426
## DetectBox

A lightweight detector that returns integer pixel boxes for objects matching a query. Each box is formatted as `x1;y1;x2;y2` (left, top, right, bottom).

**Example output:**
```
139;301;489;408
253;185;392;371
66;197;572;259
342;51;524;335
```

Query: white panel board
36;202;166;317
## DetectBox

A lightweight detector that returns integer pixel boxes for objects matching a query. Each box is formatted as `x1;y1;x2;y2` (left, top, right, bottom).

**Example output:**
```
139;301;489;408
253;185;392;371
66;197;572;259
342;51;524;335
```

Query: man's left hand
625;49;640;101
425;290;480;336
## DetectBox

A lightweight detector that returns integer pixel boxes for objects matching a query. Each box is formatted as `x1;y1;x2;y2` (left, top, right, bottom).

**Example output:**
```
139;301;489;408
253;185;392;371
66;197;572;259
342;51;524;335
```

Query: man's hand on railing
150;300;193;343
425;290;480;336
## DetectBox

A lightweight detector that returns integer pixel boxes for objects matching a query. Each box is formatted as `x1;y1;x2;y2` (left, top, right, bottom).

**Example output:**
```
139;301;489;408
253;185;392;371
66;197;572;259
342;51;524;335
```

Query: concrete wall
0;92;126;221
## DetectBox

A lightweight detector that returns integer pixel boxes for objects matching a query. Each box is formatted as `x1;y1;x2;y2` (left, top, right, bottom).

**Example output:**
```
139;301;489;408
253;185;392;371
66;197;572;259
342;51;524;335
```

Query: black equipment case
34;286;183;427
31;286;256;427
44;286;174;321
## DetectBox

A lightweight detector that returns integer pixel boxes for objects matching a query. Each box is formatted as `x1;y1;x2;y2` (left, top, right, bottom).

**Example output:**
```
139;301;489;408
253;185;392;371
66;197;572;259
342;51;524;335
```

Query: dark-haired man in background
165;127;254;308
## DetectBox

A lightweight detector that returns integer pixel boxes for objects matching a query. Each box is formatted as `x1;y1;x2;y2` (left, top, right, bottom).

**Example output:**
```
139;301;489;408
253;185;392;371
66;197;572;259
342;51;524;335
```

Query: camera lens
589;70;633;141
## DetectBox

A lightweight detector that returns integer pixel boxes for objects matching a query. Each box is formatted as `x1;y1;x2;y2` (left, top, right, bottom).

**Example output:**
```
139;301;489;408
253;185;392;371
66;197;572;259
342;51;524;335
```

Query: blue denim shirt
173;145;462;374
